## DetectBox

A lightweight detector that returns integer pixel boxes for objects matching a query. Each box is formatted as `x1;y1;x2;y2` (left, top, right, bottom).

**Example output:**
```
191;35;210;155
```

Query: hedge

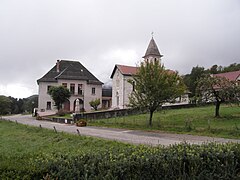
1;142;240;179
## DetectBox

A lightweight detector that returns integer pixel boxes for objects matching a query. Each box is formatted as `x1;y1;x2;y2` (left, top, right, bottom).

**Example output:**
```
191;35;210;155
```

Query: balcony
71;91;84;97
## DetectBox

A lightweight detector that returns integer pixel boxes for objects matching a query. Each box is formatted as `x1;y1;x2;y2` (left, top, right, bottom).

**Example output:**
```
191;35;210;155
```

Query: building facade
111;37;189;109
37;60;103;113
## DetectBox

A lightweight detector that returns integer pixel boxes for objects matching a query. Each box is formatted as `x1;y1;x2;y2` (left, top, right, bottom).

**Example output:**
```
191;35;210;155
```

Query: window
132;81;135;91
70;84;75;94
47;102;51;110
62;83;67;88
92;87;96;95
47;86;52;92
78;84;83;95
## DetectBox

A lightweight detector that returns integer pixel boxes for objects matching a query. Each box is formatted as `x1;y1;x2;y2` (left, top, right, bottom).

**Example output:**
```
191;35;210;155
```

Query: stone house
111;37;189;109
37;60;103;113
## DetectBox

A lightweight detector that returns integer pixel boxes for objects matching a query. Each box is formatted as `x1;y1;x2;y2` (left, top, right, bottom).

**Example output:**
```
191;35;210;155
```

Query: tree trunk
215;101;221;117
149;110;154;126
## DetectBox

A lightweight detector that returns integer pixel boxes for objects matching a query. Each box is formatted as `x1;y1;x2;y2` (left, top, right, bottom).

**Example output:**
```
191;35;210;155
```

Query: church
110;37;189;109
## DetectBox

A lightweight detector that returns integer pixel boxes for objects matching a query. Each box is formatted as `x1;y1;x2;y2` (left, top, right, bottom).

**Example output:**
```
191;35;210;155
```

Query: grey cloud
0;0;239;97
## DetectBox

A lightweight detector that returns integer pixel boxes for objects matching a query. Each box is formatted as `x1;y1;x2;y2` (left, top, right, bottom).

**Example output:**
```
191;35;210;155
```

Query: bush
89;99;100;111
1;142;240;179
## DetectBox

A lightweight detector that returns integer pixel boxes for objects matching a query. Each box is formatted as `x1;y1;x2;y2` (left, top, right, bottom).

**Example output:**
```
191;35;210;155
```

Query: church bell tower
143;36;163;63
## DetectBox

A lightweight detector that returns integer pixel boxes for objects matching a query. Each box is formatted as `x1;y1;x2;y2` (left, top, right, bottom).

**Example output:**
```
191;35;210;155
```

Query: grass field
88;105;240;139
1;119;240;179
0;120;131;174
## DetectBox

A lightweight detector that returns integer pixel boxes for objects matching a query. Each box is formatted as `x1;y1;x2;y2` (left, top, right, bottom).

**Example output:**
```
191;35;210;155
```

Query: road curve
2;114;240;146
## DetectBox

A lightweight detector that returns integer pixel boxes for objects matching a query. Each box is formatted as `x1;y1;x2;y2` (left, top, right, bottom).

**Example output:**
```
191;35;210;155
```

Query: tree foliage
209;63;240;74
197;75;240;117
183;63;240;101
0;95;12;115
183;66;206;99
128;61;186;126
89;98;101;111
6;95;38;114
48;86;71;111
23;95;38;113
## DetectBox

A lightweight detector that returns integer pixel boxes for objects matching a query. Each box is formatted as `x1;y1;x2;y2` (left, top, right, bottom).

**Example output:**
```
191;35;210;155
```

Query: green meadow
89;105;240;139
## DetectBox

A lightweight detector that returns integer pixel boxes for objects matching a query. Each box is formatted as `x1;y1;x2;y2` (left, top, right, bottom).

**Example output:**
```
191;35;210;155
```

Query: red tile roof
117;65;138;75
110;64;176;78
213;70;240;81
110;64;138;78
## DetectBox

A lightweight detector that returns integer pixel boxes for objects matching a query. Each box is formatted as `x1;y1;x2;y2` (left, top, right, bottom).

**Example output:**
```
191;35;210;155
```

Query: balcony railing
71;91;84;96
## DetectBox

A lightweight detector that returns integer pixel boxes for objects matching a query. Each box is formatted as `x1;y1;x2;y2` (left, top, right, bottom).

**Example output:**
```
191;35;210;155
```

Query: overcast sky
0;0;239;98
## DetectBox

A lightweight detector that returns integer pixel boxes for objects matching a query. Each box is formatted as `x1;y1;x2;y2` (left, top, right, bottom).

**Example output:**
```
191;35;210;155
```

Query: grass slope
89;105;240;139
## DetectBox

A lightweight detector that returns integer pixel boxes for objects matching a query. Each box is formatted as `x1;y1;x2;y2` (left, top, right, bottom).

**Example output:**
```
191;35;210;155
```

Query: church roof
37;60;103;85
143;37;163;58
110;64;175;78
213;70;240;81
110;64;138;78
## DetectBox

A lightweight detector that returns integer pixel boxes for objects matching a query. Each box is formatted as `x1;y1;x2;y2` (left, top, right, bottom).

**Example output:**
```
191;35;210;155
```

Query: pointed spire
143;37;163;58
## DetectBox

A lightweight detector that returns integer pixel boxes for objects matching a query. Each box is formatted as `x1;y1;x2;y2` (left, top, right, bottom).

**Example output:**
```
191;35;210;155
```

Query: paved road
2;114;240;146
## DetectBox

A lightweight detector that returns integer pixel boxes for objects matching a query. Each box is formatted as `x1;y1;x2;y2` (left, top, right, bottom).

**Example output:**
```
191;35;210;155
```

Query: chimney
56;60;60;72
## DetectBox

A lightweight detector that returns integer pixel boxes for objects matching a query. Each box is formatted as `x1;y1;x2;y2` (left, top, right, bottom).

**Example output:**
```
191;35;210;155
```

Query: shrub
89;99;100;111
1;142;240;179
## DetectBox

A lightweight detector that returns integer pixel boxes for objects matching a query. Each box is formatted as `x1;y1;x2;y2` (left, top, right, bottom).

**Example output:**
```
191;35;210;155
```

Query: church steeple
143;37;163;63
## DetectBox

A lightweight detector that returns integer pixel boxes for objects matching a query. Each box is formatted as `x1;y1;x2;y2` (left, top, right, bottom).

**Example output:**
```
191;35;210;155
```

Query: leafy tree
197;75;240;117
128;61;186;126
23;95;38;113
0;95;12;115
89;98;100;111
48;86;71;111
183;66;206;99
209;64;218;74
222;63;240;73
7;96;38;114
8;96;19;114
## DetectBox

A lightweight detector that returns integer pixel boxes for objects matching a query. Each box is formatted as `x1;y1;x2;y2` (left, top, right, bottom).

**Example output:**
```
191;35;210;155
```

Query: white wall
38;82;58;111
112;68;133;109
38;80;102;112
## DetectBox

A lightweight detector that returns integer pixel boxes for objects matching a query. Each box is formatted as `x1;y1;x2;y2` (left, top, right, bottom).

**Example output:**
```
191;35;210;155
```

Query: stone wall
42;103;197;124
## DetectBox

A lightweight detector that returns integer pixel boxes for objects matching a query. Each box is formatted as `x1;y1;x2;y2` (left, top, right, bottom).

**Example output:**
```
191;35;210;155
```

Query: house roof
143;37;163;58
213;70;240;81
37;60;103;85
110;64;138;78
